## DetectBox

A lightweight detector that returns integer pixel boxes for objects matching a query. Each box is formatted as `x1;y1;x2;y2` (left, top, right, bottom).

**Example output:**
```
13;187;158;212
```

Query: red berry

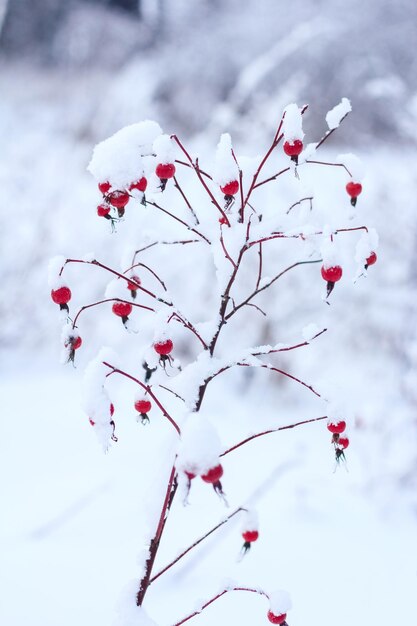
185;470;196;480
129;177;147;192
283;139;303;157
98;181;111;194
346;181;362;198
327;419;346;435
64;335;82;350
156;163;176;179
154;339;173;356
366;251;377;266
267;611;287;625
127;276;141;291
201;464;223;484
219;216;228;225
97;204;110;217
338;436;349;449
135;399;152;414
242;530;259;543
51;286;72;305
220;180;239;196
112;302;133;318
321;265;343;283
110;403;115;417
109;190;130;209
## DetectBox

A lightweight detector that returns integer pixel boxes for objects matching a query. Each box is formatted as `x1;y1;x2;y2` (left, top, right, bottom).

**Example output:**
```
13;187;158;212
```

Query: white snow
282;103;304;142
354;228;379;265
320;236;341;268
153;134;176;165
325;98;352;130
48;255;67;289
176;414;222;475
269;590;292;615
337;152;365;181
241;509;259;532
113;581;158;626
88;121;162;189
213;133;239;187
302;323;321;342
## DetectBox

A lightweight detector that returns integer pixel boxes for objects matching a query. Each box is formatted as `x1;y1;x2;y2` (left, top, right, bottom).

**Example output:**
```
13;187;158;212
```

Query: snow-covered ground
1;363;416;626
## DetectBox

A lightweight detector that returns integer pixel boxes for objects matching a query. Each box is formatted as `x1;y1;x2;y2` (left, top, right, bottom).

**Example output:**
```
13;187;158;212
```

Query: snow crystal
325;98;352;130
269;590;292;615
302;323;321;341
88;120;162;189
213;133;239;187
337;153;365;181
282;104;304;142
82;252;96;263
153;134;176;165
176;414;222;475
113;580;158;626
48;255;66;288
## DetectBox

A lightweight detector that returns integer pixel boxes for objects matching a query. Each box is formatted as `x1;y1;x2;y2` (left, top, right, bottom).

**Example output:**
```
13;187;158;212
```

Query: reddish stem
306;159;352;177
72;298;155;329
172;587;269;626
251;328;327;356
60;258;171;305
147;201;210;244
123;262;168;292
238;362;322;398
102;361;181;435
171;135;230;226
150;507;245;584
221;415;328;456
174;175;200;225
167;312;208;350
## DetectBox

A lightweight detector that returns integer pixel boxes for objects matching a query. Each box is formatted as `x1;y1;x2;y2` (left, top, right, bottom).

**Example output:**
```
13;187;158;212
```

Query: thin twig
221;415;328;456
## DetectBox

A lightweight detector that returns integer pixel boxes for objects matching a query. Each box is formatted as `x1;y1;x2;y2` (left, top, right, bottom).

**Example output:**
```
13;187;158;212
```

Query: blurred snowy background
1;1;417;626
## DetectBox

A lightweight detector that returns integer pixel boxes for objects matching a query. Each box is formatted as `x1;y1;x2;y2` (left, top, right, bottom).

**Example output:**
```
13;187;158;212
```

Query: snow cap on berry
48;255;67;290
213;133;239;187
88;120;162;190
337;153;365;182
355;228;379;267
105;278;132;301
269;590;292;616
325;97;352;130
241;509;259;533
320;234;341;269
176;414;222;476
60;323;81;363
282;103;304;142
153;134;176;165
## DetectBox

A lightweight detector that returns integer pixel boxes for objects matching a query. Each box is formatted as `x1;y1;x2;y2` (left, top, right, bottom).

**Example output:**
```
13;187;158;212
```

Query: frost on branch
325;97;352;130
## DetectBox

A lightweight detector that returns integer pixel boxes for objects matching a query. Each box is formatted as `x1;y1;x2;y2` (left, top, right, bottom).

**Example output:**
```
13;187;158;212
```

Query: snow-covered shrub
50;100;376;624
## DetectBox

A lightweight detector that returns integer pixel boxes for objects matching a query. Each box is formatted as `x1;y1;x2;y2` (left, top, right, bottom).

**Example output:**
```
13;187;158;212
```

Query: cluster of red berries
327;418;349;462
321;250;377;298
184;463;226;500
97;178;147;222
96;162;176;221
